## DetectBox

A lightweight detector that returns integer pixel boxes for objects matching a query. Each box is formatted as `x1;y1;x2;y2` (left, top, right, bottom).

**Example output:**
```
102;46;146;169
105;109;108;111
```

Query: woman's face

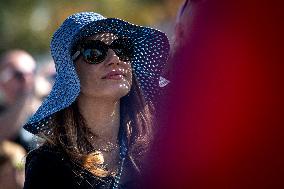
74;33;133;100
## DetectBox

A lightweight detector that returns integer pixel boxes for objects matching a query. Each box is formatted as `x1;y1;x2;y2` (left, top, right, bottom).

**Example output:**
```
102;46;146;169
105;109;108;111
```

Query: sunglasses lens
82;48;105;64
80;40;107;64
111;38;134;62
78;38;133;64
113;48;132;62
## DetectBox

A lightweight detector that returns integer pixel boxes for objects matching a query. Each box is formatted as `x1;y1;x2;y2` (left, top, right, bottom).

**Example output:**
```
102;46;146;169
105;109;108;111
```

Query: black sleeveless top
23;145;139;189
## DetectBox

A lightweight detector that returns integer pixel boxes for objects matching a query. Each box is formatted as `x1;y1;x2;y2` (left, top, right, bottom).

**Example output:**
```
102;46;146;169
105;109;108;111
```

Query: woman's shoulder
26;144;64;162
25;144;69;170
24;144;75;189
25;144;73;175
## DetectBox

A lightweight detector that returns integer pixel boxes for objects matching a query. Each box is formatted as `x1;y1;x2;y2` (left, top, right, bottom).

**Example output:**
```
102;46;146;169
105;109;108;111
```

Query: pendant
83;150;109;177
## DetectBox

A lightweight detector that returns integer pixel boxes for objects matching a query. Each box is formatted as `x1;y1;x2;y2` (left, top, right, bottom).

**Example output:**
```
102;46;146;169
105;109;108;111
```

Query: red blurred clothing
144;1;284;189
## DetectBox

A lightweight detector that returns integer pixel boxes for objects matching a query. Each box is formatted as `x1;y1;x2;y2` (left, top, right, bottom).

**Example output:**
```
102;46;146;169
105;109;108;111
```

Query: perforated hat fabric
24;12;170;135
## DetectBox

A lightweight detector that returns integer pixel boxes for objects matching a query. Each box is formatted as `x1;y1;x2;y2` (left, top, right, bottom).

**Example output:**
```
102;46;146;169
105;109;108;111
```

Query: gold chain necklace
95;141;119;153
88;134;119;152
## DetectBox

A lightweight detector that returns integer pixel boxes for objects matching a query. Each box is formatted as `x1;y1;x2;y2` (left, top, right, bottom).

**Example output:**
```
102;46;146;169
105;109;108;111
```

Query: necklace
96;141;119;153
87;133;119;153
82;150;126;188
83;150;112;178
112;128;128;189
83;127;128;188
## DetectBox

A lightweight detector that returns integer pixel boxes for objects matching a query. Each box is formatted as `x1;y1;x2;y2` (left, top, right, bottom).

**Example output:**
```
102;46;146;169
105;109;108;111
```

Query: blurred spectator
0;50;36;151
0;140;26;189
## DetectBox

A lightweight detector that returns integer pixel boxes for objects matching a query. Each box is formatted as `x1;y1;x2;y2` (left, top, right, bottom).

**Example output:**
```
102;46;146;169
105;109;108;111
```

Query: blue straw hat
24;12;170;134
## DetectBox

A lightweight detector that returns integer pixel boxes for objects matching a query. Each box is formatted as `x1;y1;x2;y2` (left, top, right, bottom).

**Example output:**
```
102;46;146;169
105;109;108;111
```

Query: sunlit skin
75;33;132;100
74;33;133;171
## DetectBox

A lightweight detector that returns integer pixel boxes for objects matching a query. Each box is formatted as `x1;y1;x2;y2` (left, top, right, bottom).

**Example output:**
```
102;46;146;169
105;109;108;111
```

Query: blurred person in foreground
23;12;169;189
0;50;36;151
0;140;26;189
143;0;284;189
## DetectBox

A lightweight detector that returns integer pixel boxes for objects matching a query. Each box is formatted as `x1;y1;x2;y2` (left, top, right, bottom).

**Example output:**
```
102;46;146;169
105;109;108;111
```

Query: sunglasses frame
72;37;134;64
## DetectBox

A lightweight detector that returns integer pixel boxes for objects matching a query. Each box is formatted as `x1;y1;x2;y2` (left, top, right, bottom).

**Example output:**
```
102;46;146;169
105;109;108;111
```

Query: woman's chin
107;87;130;99
91;87;130;100
104;81;131;96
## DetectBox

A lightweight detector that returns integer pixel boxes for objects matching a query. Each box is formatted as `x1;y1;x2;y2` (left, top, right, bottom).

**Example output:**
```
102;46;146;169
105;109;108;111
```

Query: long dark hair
42;74;153;173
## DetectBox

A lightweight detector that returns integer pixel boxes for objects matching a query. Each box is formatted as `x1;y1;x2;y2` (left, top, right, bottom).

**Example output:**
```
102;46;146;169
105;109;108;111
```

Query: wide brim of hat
24;16;170;135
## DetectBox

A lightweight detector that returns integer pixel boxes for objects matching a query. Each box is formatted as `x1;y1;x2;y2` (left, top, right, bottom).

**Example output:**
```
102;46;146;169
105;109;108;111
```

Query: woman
23;12;169;189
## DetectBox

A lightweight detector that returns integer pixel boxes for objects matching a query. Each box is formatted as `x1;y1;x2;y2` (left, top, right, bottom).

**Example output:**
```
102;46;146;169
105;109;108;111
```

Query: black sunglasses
72;38;134;64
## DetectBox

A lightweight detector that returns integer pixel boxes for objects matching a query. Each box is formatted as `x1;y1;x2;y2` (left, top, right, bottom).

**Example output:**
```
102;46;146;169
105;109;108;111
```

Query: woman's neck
77;94;120;143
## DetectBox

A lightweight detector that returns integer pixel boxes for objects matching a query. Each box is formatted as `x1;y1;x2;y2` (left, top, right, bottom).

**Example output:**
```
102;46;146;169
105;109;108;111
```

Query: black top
23;145;139;189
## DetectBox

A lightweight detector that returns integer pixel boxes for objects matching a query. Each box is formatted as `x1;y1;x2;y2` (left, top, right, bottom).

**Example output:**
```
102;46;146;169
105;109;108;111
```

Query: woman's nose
105;49;121;66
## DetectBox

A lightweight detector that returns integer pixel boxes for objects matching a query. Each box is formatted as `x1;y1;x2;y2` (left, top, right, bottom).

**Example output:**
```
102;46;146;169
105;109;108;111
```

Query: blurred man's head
163;0;203;81
0;50;36;106
174;0;207;51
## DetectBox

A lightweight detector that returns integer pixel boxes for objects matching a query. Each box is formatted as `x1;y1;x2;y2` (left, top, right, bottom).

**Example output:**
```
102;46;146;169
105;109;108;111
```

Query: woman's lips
105;74;124;80
102;70;126;80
